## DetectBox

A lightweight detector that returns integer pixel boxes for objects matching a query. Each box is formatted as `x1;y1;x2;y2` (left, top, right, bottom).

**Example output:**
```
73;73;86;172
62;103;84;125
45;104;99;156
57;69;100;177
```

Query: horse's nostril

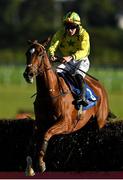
23;71;34;80
29;72;34;77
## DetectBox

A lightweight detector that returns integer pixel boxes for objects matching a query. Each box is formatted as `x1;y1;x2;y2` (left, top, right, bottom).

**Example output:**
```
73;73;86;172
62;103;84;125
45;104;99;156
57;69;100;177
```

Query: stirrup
76;98;88;106
81;99;88;106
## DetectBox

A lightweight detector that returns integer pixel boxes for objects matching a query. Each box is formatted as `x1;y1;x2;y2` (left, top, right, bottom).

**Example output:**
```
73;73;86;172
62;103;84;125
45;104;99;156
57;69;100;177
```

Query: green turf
108;92;123;119
89;68;123;118
0;66;123;119
0;84;35;119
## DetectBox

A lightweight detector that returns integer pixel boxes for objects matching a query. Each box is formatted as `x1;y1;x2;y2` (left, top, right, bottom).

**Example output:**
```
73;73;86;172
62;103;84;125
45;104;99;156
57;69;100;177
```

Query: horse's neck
37;54;59;96
36;76;48;96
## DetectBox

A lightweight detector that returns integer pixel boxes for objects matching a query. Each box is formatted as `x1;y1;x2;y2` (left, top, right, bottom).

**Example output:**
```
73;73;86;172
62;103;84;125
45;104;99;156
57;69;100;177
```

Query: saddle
58;72;98;111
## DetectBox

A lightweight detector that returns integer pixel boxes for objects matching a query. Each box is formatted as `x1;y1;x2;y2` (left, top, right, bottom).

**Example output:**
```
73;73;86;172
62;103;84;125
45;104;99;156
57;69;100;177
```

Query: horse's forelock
35;43;45;52
27;39;46;51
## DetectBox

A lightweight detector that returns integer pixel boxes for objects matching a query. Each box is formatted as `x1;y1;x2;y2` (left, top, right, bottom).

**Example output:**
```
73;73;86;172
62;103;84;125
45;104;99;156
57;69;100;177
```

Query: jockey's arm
48;30;62;57
62;56;73;63
72;30;90;60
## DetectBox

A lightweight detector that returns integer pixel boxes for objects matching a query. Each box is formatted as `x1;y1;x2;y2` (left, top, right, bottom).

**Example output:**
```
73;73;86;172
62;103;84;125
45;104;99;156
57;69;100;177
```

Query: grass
89;68;123;118
0;84;35;119
0;66;123;119
108;92;123;118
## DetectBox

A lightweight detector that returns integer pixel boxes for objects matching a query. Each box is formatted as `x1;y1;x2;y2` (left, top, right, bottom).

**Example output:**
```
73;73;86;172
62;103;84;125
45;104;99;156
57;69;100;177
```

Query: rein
50;90;70;99
28;48;70;99
38;50;71;99
31;90;70;99
53;72;71;99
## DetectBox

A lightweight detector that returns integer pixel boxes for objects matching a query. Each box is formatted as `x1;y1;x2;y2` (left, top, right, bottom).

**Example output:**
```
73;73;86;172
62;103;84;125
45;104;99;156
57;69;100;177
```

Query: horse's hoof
39;162;46;173
26;156;32;164
25;167;35;176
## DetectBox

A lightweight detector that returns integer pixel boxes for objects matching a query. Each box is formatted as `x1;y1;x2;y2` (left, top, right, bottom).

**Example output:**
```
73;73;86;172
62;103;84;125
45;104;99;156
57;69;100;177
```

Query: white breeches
56;57;90;78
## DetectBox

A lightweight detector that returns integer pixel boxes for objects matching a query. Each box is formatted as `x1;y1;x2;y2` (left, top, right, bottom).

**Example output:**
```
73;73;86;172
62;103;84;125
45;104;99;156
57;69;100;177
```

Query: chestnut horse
23;40;109;176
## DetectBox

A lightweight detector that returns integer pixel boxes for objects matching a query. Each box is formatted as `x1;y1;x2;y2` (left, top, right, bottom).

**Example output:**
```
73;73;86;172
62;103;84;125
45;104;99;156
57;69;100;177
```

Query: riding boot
75;74;88;106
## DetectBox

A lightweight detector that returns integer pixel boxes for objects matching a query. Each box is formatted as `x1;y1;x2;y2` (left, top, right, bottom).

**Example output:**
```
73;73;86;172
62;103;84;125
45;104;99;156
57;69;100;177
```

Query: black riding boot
75;74;88;106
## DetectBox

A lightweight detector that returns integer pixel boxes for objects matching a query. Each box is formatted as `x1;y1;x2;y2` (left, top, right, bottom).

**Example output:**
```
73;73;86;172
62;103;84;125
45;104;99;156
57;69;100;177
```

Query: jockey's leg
75;74;88;106
75;57;90;107
56;63;74;86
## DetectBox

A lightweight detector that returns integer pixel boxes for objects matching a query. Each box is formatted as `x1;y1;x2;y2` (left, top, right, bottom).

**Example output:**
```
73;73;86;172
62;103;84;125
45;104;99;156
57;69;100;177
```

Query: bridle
25;42;70;98
25;43;51;76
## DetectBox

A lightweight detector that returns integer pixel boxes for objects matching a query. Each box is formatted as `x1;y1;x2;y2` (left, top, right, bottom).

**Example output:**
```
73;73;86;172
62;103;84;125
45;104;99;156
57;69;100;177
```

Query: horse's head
23;39;50;83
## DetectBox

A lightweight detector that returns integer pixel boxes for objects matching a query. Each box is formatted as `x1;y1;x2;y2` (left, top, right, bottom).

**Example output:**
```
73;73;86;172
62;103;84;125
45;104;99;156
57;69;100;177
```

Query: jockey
48;11;90;107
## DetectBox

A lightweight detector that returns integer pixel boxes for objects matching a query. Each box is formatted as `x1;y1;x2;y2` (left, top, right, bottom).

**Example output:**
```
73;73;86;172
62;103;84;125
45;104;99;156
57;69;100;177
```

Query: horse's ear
27;39;38;45
34;40;38;44
42;36;51;47
27;40;33;45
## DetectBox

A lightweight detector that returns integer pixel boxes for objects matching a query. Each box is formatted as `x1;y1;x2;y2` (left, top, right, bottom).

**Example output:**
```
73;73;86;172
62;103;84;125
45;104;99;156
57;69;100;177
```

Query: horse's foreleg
25;156;35;176
25;123;39;176
38;119;73;172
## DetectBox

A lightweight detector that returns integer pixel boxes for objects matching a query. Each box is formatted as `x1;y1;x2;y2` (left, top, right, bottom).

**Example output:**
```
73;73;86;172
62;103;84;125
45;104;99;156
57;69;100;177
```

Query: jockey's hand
50;56;57;62
62;56;73;63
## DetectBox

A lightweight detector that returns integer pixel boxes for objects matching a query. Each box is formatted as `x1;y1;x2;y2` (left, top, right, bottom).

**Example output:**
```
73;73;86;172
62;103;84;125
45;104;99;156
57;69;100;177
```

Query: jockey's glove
50;56;57;62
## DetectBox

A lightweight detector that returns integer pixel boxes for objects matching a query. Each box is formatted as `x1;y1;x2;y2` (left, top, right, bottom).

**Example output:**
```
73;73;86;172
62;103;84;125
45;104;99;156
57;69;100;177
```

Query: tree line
0;0;123;66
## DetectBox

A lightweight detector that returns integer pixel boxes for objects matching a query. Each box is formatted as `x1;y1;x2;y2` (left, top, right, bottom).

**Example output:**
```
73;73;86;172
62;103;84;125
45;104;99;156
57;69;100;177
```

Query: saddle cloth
58;72;98;111
71;83;98;110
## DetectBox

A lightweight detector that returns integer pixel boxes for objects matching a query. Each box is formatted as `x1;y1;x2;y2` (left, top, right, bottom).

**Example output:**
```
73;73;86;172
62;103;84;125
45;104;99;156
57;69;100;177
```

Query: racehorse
23;39;109;176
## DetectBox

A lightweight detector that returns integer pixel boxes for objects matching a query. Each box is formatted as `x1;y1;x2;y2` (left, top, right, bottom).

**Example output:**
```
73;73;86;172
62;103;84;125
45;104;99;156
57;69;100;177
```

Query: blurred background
0;0;123;119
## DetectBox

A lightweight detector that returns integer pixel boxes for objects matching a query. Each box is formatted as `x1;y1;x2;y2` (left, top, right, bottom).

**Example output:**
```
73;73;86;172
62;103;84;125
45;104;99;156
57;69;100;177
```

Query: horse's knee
44;123;71;140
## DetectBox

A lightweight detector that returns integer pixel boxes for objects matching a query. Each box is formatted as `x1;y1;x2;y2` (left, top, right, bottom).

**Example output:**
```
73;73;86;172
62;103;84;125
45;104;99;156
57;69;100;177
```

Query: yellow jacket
48;26;90;60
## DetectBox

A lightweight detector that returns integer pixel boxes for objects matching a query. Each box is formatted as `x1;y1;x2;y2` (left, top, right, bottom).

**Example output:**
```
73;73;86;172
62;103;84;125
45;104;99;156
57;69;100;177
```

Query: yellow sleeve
48;30;62;56
72;30;90;60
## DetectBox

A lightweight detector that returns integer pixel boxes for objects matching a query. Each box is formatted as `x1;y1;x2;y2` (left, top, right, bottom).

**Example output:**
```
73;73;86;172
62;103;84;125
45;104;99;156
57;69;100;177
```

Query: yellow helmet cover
63;12;81;25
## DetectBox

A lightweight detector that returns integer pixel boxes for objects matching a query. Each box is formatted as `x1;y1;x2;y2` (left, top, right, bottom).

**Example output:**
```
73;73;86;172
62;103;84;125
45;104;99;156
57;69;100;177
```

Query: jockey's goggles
65;23;78;30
